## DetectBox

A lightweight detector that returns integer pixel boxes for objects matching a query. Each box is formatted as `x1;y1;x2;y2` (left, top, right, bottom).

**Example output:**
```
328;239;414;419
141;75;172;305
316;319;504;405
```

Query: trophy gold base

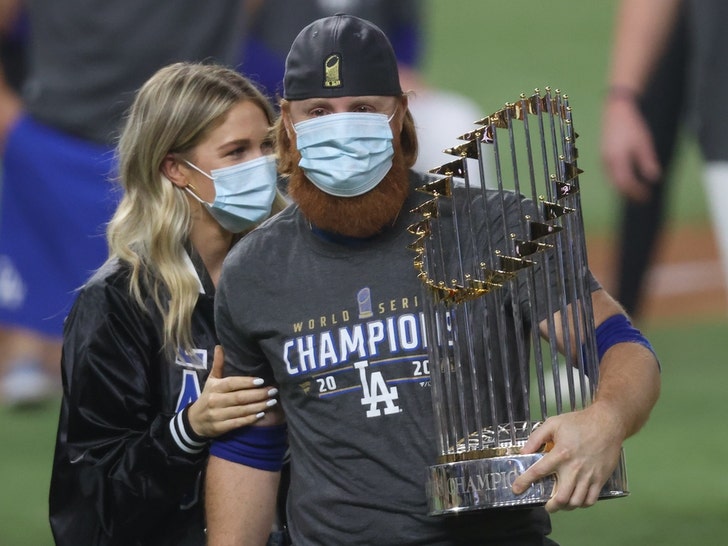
426;449;628;515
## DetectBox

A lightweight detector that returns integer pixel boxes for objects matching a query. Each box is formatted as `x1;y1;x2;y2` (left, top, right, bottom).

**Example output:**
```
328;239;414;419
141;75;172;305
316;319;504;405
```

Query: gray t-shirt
215;172;594;544
22;0;243;144
686;0;728;160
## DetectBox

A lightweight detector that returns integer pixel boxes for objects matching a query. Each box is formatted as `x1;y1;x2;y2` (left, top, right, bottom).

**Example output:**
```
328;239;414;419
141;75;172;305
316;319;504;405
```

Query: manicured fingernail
253;378;265;386
267;388;279;396
256;412;265;419
266;398;278;407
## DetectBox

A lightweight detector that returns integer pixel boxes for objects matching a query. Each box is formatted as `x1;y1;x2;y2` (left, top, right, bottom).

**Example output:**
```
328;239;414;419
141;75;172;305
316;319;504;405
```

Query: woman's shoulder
65;258;157;338
71;258;146;317
82;257;133;294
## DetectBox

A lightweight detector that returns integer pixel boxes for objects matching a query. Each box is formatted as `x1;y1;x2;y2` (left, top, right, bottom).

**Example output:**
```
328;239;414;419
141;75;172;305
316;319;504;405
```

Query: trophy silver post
409;88;629;515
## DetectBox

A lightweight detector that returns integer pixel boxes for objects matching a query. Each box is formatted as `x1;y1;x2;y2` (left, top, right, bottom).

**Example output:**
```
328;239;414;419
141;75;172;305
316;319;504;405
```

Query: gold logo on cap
324;53;342;88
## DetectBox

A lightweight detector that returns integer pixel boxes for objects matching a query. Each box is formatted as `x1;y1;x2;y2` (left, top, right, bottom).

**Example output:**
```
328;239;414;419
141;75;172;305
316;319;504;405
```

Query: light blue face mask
293;111;395;197
184;155;277;233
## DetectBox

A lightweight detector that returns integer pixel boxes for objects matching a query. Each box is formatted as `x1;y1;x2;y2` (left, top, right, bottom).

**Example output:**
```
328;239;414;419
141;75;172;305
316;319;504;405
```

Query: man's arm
0;61;21;142
205;410;284;546
607;0;682;94
0;0;23;126
0;0;23;149
512;289;661;512
205;455;281;546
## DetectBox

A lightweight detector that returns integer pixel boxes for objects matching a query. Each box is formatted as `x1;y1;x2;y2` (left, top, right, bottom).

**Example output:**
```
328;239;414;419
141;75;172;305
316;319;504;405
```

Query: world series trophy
408;88;629;514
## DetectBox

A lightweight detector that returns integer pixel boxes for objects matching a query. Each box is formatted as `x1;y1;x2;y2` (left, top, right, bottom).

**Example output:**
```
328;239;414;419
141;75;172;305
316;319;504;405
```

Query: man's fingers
512;453;554;495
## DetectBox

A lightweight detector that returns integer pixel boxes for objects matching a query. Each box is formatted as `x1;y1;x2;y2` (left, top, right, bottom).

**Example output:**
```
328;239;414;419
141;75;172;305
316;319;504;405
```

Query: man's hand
601;96;661;203
511;402;625;512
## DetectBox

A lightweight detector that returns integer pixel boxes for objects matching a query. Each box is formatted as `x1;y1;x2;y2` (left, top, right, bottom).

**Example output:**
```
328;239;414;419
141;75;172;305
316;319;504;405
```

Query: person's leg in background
0;116;116;408
703;162;728;307
0;327;59;406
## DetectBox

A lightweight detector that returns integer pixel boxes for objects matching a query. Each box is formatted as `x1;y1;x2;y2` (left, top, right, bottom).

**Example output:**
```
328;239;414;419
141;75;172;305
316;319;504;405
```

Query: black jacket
49;254;217;545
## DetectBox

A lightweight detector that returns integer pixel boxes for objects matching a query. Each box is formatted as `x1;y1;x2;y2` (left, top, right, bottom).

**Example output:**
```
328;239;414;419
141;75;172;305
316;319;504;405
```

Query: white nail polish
256;412;265;419
266;398;278;407
253;378;265;386
267;387;279;396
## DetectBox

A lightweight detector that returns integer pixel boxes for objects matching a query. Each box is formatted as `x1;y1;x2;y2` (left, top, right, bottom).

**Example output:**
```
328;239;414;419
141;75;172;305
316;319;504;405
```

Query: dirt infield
586;223;727;324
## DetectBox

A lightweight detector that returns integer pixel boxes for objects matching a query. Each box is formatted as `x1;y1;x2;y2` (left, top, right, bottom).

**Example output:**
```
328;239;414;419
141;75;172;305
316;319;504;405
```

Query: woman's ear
161;154;188;188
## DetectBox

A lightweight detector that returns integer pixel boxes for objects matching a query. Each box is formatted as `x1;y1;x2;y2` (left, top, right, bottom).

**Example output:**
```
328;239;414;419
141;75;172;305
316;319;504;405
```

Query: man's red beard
286;148;411;239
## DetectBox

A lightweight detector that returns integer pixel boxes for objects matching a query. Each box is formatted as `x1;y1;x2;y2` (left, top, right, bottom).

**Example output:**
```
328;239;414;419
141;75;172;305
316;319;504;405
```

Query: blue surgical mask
184;155;277;233
293;111;395;197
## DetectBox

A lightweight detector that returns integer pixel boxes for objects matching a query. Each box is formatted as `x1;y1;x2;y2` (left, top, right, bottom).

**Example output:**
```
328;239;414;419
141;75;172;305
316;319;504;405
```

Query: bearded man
205;14;660;546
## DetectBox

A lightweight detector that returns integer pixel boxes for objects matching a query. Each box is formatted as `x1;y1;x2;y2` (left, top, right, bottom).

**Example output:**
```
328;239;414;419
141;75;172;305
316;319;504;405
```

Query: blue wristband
210;424;287;471
595;314;657;366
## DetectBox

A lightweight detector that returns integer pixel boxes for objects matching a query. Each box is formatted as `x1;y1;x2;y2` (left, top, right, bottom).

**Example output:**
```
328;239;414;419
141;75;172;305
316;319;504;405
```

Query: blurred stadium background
1;1;726;544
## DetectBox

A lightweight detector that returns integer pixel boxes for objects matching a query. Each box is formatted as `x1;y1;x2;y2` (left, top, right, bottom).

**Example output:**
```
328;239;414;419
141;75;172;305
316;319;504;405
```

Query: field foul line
646;260;726;297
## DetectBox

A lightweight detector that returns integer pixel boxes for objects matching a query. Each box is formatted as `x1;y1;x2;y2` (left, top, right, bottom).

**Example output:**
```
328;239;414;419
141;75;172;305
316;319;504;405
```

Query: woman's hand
187;346;278;438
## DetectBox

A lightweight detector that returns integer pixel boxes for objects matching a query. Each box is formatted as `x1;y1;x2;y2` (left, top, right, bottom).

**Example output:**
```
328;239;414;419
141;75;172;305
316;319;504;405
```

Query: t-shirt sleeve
508;192;602;323
215;252;277;384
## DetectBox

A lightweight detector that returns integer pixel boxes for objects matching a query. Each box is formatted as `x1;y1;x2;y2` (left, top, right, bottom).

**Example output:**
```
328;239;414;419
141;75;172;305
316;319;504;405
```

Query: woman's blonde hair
107;62;282;358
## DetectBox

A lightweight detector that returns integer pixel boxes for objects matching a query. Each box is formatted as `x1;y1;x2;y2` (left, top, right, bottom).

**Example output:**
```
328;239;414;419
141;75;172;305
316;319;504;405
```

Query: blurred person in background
0;0;247;407
601;2;688;318
601;0;728;316
0;0;25;152
239;0;483;174
49;62;287;546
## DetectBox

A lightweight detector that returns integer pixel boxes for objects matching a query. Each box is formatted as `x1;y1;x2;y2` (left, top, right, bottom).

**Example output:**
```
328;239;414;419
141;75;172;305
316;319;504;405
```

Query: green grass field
2;1;726;544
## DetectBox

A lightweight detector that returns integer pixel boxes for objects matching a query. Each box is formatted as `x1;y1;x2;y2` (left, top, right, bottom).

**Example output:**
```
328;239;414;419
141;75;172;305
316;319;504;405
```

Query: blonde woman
49;63;288;546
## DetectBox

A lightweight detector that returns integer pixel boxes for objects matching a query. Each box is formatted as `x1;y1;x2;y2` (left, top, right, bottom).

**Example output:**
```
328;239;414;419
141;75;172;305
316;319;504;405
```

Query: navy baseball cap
283;13;402;100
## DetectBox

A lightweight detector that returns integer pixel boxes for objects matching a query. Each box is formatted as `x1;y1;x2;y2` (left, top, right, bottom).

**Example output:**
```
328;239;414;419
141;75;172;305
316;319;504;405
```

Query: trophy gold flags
409;88;628;514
